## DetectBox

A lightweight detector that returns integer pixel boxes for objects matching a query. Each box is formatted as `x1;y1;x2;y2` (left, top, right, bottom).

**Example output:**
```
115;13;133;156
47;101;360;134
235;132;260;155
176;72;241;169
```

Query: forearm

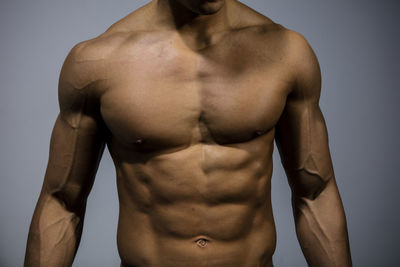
292;178;352;267
24;193;85;267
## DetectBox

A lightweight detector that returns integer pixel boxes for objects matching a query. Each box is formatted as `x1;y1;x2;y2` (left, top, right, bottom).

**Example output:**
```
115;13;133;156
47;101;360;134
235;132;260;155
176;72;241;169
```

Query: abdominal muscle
109;134;277;267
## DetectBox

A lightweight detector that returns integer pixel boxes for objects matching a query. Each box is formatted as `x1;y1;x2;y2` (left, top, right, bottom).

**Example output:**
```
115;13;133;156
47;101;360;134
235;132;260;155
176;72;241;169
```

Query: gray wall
1;0;399;266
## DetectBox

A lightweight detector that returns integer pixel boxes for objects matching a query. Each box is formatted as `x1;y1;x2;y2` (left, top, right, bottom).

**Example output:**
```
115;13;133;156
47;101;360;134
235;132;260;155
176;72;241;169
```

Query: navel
195;238;209;248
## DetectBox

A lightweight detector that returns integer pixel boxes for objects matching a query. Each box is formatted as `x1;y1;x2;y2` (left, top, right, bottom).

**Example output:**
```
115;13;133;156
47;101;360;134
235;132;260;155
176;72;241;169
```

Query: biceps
42;114;105;212
275;101;334;199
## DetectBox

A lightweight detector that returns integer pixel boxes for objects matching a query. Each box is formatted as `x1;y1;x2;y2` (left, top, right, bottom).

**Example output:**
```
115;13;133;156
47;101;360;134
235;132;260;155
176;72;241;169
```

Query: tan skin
24;0;352;266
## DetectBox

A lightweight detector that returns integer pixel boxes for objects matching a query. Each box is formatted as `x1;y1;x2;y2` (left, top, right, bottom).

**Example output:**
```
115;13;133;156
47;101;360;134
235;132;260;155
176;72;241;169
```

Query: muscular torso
86;4;293;266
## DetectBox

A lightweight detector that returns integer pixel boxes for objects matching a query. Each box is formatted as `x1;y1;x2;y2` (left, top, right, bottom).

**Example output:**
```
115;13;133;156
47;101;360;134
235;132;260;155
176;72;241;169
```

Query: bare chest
100;35;292;151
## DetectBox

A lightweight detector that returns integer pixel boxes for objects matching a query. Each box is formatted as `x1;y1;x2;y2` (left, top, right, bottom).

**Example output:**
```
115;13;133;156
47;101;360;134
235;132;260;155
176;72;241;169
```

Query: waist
117;203;276;267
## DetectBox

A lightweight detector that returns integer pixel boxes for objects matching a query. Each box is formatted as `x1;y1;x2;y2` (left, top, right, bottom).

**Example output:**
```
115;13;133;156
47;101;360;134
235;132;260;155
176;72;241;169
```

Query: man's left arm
275;30;352;267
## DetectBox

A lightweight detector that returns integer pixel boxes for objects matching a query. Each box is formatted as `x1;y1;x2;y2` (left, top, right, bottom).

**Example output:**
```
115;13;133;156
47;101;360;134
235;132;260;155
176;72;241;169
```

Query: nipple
134;137;144;144
195;238;209;248
254;130;264;137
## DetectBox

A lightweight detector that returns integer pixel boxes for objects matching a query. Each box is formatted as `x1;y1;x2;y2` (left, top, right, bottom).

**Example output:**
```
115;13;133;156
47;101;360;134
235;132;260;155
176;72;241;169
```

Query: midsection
108;131;276;267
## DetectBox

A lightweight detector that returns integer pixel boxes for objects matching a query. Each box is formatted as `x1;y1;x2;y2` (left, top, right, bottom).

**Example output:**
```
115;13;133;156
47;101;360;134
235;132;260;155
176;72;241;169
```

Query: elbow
45;186;87;216
292;181;328;201
287;168;333;201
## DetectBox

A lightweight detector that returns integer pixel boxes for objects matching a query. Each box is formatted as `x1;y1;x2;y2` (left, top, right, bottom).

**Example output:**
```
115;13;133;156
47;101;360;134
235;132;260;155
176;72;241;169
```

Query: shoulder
281;27;319;68
60;32;126;89
243;17;317;67
250;21;317;63
58;34;127;123
234;15;319;79
57;7;151;125
59;3;152;93
238;20;321;100
278;27;322;99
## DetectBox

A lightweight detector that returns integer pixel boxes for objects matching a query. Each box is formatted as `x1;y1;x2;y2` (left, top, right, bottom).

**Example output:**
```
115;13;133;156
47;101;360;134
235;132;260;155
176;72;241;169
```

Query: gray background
1;0;399;266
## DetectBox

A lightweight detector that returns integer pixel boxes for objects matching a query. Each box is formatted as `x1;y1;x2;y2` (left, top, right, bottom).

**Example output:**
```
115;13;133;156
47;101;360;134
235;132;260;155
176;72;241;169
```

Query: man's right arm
24;42;106;267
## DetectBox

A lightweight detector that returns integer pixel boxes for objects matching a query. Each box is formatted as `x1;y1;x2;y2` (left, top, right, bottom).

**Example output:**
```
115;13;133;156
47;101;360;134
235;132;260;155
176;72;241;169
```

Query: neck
154;0;232;36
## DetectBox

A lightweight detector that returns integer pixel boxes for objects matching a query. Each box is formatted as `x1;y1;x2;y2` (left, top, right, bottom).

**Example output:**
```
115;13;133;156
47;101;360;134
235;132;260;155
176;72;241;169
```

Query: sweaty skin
24;0;352;266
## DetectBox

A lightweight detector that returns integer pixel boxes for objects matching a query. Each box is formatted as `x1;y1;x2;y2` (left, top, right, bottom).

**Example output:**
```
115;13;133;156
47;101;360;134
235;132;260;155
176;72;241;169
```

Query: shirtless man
24;0;352;266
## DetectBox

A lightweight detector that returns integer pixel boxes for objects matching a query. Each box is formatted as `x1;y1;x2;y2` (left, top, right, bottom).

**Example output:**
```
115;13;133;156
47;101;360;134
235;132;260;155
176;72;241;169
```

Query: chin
183;0;226;15
199;1;225;14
